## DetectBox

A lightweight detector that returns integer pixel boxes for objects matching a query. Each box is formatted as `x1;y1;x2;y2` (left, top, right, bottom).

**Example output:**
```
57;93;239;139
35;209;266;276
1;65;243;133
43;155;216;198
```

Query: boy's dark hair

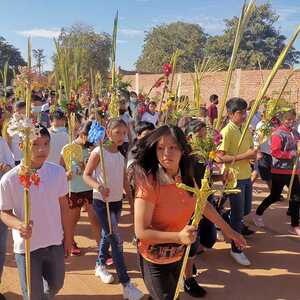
78;120;94;148
226;97;248;114
135;121;155;136
119;90;130;101
148;101;157;106
50;110;66;121
6;90;14;98
78;120;93;136
37;124;51;140
209;94;218;102
130;91;137;97
15;100;26;110
185;119;206;136
32;94;43;103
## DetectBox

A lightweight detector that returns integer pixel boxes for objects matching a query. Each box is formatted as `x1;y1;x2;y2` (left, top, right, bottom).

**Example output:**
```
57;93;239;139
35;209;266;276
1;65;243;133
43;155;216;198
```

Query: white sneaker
230;250;251;266
95;265;114;284
252;213;265;227
123;282;144;300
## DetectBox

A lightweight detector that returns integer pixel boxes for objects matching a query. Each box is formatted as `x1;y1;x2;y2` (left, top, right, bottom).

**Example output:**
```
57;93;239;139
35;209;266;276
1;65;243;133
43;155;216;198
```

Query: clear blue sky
1;0;300;70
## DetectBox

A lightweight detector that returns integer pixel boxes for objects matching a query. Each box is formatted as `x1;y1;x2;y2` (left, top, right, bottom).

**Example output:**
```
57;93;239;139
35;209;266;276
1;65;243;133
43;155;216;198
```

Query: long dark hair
77;120;94;148
134;125;195;192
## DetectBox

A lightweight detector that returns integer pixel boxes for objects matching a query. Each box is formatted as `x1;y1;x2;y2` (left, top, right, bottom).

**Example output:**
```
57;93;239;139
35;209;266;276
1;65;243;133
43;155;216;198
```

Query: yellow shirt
219;121;253;180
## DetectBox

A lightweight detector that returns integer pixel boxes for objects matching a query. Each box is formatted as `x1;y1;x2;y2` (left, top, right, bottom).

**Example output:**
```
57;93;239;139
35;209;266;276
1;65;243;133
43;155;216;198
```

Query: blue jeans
228;178;252;252
93;199;130;285
0;220;8;282
15;244;65;300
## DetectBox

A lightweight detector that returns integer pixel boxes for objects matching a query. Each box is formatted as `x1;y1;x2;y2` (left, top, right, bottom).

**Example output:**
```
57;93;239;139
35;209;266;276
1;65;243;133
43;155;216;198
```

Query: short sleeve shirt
135;175;195;264
218;121;253;180
0;162;68;253
141;112;159;127
61;144;92;193
208;104;218;122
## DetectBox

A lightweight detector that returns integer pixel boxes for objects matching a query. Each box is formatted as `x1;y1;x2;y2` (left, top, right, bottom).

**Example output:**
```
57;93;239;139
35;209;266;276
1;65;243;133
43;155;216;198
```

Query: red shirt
208;103;218;124
271;125;300;174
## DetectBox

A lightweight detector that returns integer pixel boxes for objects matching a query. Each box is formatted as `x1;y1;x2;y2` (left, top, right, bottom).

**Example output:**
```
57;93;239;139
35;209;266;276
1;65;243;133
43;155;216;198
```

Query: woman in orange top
134;125;246;299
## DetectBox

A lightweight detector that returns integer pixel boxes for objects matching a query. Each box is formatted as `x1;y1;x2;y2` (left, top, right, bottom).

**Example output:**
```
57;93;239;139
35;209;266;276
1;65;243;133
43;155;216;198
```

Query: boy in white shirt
0;125;72;300
47;110;69;164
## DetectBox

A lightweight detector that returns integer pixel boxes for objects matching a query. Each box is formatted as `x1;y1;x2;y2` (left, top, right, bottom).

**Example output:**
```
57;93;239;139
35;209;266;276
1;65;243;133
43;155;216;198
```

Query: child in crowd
253;109;300;235
248;100;261;132
217;97;257;266
0;125;72;300
83;118;143;300
128;91;139;124
127;121;155;170
207;94;219;126
253;110;273;191
184;119;246;298
134;125;246;299
31;94;50;128
119;100;134;157
60;121;100;255
141;101;159;127
7;101;25;165
47;110;69;164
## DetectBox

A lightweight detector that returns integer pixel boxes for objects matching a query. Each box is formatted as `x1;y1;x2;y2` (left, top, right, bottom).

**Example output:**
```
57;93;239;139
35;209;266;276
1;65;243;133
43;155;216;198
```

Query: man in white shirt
0;125;72;300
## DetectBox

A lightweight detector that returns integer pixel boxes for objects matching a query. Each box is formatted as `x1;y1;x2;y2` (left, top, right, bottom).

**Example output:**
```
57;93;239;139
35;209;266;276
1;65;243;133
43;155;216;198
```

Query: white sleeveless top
92;146;124;202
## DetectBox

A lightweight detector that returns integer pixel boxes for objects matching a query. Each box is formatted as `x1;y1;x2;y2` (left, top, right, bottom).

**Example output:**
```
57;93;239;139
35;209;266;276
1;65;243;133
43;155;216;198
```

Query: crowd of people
0;88;299;300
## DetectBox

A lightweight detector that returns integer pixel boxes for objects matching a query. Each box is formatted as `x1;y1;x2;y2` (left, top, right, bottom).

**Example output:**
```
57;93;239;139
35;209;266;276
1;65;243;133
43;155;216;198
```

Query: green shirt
62;145;92;193
218;121;253;180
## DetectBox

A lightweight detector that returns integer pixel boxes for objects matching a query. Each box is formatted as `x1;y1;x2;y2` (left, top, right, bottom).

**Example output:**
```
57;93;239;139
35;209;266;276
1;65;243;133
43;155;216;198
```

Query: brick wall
123;69;300;112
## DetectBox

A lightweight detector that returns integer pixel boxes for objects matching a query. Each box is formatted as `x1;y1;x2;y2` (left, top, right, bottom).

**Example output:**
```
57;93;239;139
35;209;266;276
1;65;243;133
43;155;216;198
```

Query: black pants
138;254;182;300
256;173;300;227
189;217;217;257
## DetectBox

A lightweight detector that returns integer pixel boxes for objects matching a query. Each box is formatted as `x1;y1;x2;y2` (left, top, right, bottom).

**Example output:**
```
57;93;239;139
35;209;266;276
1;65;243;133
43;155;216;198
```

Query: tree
54;23;111;82
136;22;207;73
204;3;300;69
33;49;46;74
0;36;26;84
